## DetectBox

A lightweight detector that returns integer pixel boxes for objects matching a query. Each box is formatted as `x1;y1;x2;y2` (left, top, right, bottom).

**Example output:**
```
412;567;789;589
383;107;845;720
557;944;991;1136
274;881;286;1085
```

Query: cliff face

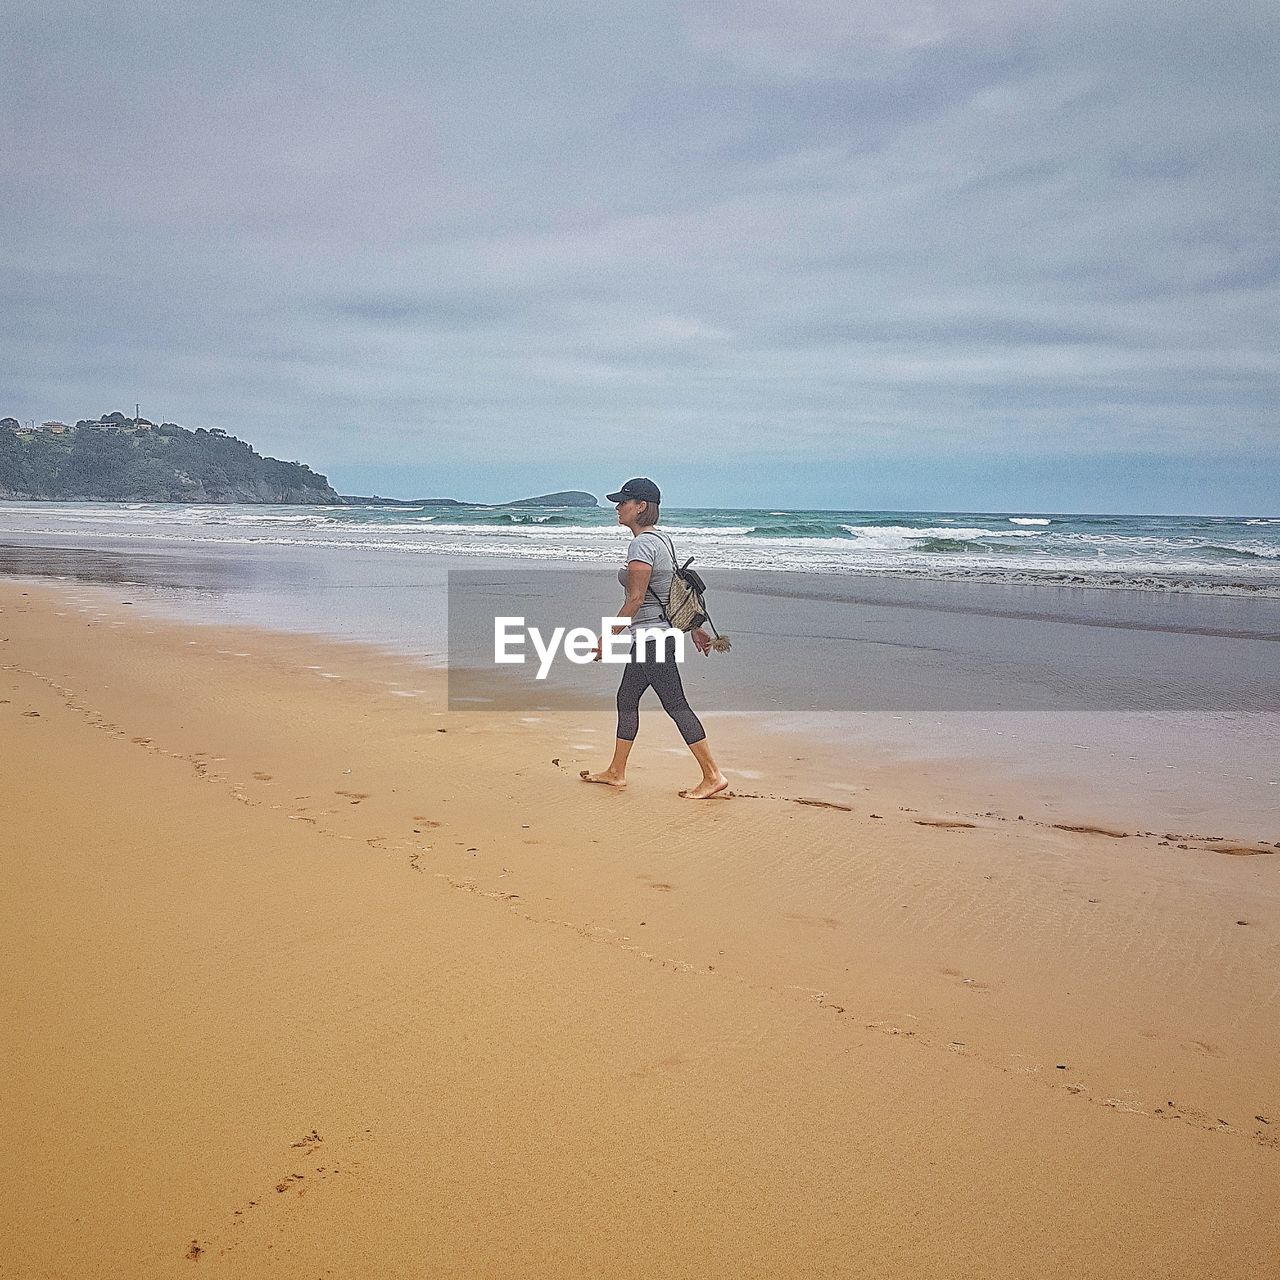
0;418;341;504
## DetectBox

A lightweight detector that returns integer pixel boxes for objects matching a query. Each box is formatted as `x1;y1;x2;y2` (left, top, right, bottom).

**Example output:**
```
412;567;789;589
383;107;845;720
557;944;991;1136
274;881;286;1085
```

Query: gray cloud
2;0;1277;508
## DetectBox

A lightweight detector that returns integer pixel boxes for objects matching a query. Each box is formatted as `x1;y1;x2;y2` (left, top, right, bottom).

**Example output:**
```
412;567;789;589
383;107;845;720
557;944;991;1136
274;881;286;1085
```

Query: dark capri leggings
616;634;706;745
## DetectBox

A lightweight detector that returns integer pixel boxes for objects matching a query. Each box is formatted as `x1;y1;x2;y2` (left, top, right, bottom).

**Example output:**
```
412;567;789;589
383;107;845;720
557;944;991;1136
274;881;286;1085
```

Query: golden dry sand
2;580;1278;1278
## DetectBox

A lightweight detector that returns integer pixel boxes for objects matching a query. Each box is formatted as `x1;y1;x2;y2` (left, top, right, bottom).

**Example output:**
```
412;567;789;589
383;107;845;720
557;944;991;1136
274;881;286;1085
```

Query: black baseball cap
606;477;661;504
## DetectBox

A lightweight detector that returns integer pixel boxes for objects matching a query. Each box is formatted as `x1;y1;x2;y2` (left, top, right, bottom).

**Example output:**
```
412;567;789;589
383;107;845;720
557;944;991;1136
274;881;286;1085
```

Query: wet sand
3;533;1278;840
2;579;1279;1278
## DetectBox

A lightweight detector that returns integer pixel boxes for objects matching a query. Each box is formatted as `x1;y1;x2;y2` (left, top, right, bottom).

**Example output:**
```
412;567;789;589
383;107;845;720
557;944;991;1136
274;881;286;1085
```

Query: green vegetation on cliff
0;415;340;503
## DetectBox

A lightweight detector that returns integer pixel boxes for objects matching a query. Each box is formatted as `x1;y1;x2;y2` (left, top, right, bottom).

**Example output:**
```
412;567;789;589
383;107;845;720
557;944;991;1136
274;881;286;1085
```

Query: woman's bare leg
584;659;646;787
581;737;634;788
681;738;729;799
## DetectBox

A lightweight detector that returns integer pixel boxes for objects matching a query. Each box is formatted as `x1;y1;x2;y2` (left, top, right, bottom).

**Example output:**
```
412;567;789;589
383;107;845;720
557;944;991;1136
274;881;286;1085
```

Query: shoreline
4;542;1278;842
7;574;1274;848
3;577;1279;1276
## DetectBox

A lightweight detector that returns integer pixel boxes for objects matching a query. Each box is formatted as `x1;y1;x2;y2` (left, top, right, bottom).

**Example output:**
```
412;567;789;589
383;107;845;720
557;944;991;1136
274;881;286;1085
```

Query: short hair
635;500;660;527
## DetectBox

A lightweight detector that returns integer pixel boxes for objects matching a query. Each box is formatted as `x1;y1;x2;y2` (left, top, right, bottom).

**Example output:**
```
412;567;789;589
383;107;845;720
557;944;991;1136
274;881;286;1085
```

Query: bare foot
580;769;627;789
679;774;730;800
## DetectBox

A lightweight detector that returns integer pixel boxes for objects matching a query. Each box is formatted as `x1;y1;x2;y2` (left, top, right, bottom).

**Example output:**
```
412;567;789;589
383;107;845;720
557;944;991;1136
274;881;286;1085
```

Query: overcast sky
3;0;1276;511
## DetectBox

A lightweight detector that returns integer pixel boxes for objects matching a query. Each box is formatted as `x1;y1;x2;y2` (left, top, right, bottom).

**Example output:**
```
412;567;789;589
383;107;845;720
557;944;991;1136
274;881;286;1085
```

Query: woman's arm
592;560;652;660
616;560;653;628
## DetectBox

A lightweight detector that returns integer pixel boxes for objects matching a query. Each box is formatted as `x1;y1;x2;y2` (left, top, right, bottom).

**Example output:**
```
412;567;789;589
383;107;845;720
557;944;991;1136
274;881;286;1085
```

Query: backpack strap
633;530;676;624
644;584;669;624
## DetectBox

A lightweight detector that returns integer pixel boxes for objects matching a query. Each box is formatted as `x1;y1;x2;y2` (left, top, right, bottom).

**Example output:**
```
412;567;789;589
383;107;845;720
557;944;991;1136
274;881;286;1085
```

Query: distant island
0;415;597;509
342;490;598;508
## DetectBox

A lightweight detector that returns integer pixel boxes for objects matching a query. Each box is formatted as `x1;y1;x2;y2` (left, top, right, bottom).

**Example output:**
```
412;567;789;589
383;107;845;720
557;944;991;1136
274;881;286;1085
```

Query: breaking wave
1;501;1277;597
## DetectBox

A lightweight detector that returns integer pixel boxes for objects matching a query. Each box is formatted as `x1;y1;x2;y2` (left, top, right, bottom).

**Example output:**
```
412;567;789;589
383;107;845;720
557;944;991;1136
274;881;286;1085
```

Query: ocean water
0;501;1277;595
2;499;1277;837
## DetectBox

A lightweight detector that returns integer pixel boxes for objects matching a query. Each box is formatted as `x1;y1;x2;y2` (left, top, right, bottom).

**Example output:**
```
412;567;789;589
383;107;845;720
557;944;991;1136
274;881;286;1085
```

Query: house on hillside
82;412;132;432
73;413;158;433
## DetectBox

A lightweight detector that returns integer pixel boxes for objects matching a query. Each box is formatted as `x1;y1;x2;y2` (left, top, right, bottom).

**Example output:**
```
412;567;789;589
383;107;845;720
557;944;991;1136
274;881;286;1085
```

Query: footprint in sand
784;913;841;929
940;967;991;990
197;1129;368;1259
631;1052;689;1079
1052;823;1129;838
638;875;676;891
1184;1040;1222;1057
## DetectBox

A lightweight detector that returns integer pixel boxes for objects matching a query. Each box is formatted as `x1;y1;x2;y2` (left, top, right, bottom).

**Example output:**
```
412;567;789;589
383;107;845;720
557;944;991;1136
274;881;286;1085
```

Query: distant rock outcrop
503;490;597;508
340;495;467;507
0;415;341;504
339;490;599;508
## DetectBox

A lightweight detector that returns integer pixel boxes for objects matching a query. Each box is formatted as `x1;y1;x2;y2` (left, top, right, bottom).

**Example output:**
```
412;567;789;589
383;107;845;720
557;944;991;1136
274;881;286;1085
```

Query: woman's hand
691;627;712;656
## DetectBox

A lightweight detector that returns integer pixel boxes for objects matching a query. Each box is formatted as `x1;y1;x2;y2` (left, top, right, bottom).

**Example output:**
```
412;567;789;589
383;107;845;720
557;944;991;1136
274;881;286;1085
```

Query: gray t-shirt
618;528;674;630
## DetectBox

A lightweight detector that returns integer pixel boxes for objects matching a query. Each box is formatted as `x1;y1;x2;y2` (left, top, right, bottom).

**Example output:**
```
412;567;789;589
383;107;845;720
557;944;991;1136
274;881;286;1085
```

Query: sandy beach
3;577;1278;1278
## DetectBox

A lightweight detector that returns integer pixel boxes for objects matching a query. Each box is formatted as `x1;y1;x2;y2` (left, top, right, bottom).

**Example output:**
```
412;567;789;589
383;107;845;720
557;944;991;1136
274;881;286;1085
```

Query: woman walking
581;477;729;799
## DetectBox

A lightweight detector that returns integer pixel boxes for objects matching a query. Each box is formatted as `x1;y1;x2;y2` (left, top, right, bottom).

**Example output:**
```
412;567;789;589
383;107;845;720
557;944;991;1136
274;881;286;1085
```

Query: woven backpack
642;531;730;650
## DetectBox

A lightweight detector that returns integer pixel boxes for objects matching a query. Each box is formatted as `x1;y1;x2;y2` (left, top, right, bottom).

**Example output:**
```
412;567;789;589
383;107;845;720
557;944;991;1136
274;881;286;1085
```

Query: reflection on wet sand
0;541;232;593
